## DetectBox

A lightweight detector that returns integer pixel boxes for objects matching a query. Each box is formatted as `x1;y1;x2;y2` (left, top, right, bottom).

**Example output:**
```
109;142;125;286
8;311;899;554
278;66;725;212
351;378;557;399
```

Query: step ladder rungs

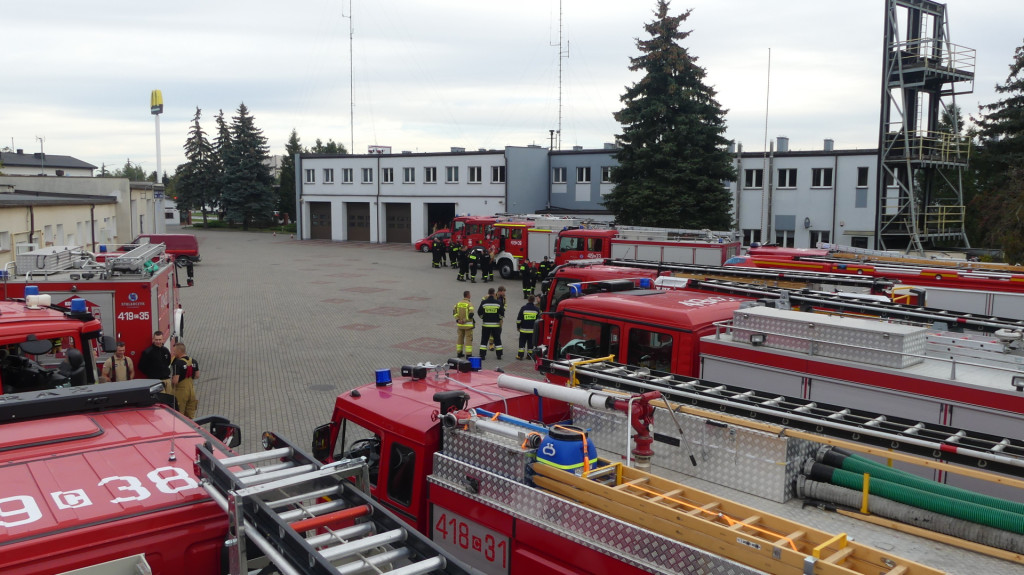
775;530;804;547
278;499;350;523
822;546;855;564
686;501;720;516
306;522;376;547
264;485;343;509
728;515;761;531
335;548;412;575
647;488;684;504
321;528;407;561
612;477;650;491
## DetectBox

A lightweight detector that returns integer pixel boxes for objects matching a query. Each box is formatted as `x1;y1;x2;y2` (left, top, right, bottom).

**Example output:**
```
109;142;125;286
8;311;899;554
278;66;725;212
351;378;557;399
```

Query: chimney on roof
16;149;23;155
776;136;789;153
572;145;583;151
824;138;834;152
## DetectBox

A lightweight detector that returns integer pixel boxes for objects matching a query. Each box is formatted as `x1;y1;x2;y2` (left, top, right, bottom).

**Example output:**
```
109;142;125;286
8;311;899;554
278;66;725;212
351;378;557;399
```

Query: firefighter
449;241;460;269
438;238;448;267
431;237;443;268
537;256;553;281
477;287;504;360
456;245;470;282
516;295;540;360
467;246;482;283
481;248;494;283
453;290;475;357
520;258;536;299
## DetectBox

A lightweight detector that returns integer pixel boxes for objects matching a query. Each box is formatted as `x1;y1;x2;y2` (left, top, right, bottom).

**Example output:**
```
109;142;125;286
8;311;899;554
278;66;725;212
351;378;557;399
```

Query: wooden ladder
531;462;943;575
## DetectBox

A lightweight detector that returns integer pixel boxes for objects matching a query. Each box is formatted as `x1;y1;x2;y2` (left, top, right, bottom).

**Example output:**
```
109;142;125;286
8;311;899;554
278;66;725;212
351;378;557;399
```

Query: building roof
1;151;97;170
0;189;117;207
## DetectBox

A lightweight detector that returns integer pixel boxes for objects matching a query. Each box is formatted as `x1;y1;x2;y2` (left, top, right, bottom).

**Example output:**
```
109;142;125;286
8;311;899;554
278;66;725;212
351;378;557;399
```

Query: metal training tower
876;0;975;254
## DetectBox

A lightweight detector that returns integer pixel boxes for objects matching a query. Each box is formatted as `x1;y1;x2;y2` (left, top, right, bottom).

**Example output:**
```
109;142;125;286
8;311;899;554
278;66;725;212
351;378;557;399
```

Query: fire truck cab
0;381;240;575
0;298;115;395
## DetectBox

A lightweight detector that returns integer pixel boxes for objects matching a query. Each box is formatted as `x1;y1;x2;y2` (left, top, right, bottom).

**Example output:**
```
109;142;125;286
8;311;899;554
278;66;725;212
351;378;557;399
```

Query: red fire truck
309;360;1012;573
1;243;190;360
550;226;741;266
0;297;115;395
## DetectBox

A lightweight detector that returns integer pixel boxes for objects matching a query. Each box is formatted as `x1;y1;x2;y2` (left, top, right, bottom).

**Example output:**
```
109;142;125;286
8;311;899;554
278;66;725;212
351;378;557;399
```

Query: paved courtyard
181;227;540;454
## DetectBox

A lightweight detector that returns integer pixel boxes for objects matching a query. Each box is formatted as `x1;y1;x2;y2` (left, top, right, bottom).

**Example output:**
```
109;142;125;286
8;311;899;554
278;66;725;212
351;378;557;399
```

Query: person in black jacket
477;287;504;360
516;295;540;359
138;331;172;391
520;259;536;299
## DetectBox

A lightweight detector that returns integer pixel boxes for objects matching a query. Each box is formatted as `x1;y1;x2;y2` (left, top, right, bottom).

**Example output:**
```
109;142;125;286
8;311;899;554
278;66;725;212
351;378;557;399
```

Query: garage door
385;203;411;244
309;202;332;240
347;202;370;242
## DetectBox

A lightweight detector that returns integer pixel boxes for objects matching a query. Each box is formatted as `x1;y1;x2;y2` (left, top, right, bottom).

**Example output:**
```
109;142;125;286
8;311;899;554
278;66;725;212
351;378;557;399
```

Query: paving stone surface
181;227;539;455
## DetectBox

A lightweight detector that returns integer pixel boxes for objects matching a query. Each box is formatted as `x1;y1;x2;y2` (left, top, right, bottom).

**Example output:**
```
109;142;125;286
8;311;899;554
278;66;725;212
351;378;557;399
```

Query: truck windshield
555;317;618;360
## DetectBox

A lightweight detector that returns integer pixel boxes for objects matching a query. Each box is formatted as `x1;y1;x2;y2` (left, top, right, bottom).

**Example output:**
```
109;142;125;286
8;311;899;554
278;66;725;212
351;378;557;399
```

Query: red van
132;233;201;265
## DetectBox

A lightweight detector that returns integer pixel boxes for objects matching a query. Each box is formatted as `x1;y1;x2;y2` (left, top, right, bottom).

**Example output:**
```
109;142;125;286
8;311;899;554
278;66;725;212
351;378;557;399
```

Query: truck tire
499;259;515;279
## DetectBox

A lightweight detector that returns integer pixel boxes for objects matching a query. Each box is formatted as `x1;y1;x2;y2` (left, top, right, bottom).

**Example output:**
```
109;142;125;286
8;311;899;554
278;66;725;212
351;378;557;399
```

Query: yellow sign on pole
150;90;163;115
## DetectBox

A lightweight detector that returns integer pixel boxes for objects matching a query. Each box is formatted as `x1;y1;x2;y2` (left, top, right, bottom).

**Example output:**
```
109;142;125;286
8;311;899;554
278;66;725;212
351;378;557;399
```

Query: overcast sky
2;1;1021;175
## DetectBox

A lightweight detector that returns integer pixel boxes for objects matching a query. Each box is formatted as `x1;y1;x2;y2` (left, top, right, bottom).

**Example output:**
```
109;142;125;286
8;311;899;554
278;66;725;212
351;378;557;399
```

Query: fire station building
296;138;884;250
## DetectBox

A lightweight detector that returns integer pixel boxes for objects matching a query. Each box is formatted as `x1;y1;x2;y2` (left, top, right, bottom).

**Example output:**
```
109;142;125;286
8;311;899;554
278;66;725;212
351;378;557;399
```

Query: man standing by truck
516;295;540;360
138;330;172;390
477;287;504;361
100;341;135;382
170;342;199;418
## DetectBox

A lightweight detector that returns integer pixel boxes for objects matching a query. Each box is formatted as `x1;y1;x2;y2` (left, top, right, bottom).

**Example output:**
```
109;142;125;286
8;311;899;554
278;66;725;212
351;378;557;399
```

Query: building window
743;169;763;189
382;167;394;183
425;167;437;183
553;167;566;184
777;169;797;188
342;168;353;183
855;188;868;208
492;165;506;183
775;230;795;247
361;167;374;183
323;168;335;184
446;166;459;183
403;167;415;183
851;236;869;249
0;231;10;252
742;229;762;246
468;166;482;183
601;166;613;183
811;168;833;188
304;169;315;184
809;230;831;247
577;167;591;183
857;167;869;187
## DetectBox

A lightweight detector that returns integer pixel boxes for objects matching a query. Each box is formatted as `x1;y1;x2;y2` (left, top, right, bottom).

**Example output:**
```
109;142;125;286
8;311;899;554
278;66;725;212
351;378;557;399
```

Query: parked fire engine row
447;214;741;278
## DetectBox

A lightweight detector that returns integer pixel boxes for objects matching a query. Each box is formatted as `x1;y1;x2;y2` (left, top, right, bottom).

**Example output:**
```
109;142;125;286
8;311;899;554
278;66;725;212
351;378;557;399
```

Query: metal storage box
731;306;926;369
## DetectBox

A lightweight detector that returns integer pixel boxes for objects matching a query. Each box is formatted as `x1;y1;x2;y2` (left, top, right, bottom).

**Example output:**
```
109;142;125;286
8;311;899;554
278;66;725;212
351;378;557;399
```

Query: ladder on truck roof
196;434;474;575
679;276;1024;334
531;461;940;575
547;359;1024;479
603;258;893;291
105;242;166;273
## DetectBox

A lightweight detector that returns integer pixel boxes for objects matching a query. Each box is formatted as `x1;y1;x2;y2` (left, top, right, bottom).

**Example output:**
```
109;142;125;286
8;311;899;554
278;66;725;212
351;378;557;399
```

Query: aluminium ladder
196;434;473;575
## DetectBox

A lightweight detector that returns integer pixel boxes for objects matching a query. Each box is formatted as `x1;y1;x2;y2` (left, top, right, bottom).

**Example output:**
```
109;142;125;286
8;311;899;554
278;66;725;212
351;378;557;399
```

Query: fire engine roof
0;404;228;547
0;301;99;341
339;369;533;438
557;289;744;331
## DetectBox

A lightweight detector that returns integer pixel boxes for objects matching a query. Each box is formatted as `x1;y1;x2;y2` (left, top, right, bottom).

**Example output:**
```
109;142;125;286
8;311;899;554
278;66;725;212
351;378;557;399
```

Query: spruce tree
972;40;1024;262
221;103;275;231
178;107;217;225
604;1;734;229
278;129;302;223
211;109;231;219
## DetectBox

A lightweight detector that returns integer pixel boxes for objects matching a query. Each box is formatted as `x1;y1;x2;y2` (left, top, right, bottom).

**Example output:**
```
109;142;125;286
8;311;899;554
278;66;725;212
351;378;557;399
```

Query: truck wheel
499;259;514;279
420;244;430;253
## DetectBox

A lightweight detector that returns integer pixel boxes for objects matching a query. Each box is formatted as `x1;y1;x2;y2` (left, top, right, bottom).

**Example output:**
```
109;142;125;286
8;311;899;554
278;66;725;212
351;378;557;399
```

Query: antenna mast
342;1;354;154
550;0;569;150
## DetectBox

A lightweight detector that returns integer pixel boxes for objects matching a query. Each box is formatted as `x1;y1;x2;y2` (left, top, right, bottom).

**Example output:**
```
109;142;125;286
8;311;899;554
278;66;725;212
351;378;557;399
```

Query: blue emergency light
25;285;39;296
70;298;87;313
375;369;392;386
639;278;652;288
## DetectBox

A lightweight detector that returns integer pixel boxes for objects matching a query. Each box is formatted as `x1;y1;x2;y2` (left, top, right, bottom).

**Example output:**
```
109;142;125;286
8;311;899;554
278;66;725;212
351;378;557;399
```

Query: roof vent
824;139;834;152
776;137;789;153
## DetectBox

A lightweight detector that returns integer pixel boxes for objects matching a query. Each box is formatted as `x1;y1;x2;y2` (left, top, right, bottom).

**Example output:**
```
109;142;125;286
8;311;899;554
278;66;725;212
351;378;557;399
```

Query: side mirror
195;415;243;449
101;335;118;353
312;423;333;462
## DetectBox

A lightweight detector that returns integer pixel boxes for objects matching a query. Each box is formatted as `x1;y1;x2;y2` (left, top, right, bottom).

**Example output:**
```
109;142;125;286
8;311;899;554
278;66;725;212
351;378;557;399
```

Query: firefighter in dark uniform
537;256;553;281
520;259;536;299
431;237;443;268
437;237;447;267
516;295;540;359
457;245;470;281
449;241;460;269
481;248;494;283
467;246;482;283
477;287;504;360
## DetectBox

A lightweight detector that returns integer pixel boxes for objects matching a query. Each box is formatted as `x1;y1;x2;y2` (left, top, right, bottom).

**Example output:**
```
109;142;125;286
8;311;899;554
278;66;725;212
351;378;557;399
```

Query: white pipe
497;374;614;410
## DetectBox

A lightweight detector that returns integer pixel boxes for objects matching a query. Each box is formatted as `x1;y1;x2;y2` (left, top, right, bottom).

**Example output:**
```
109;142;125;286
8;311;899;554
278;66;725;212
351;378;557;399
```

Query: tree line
170;104;346;230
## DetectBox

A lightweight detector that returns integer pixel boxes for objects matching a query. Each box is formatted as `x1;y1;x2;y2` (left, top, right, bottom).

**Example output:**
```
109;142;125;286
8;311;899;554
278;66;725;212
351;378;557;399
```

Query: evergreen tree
972;40;1024;263
278;129;302;223
210;109;232;218
604;1;734;229
112;159;149;181
307;138;347;155
177;107;218;225
220;103;275;230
